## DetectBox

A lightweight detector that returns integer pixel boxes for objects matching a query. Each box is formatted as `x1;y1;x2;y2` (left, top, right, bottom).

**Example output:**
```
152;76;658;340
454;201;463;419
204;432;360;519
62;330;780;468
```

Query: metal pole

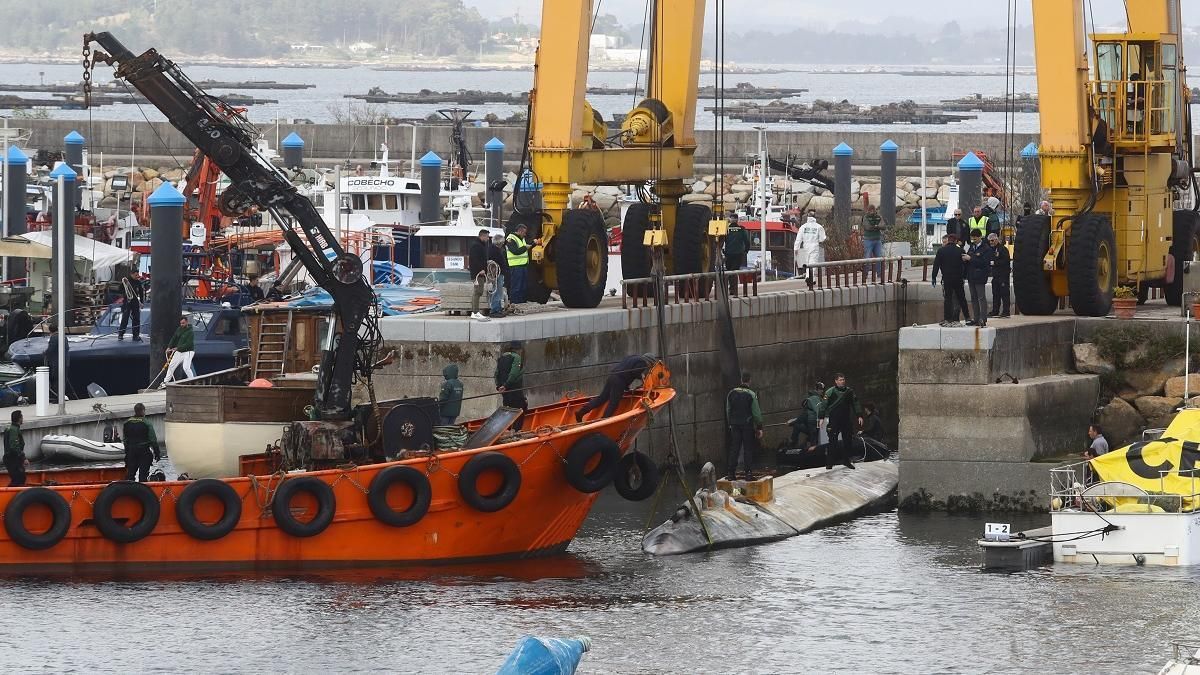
55;175;66;415
920;147;928;250
334;164;342;245
1188;307;1192;402
410;125;418;179
757;127;767;282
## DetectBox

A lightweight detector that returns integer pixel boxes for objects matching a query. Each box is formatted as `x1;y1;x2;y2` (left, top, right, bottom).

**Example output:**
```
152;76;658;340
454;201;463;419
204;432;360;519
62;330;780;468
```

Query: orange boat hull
0;387;673;572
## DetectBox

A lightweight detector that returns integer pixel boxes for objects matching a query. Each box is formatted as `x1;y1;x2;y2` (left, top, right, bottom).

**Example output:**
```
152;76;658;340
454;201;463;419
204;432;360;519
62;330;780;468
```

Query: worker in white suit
794;210;827;279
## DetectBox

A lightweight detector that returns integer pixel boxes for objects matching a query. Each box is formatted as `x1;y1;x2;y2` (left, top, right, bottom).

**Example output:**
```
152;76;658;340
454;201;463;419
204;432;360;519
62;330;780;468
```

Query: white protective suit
794;216;827;276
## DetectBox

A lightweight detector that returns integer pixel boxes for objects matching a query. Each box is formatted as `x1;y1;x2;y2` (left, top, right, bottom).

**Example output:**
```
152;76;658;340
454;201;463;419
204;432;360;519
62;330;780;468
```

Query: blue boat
6;302;248;397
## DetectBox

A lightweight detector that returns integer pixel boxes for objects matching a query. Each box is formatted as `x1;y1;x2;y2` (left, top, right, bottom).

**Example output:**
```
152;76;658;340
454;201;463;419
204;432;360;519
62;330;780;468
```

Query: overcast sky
466;1;1192;31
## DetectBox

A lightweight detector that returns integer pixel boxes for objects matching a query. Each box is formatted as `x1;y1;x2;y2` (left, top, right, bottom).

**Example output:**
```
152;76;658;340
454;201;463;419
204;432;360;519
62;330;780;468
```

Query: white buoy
34;366;49;417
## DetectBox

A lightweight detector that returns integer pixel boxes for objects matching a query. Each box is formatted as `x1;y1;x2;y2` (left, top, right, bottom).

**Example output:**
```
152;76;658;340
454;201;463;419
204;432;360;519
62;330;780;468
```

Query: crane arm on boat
80;31;380;419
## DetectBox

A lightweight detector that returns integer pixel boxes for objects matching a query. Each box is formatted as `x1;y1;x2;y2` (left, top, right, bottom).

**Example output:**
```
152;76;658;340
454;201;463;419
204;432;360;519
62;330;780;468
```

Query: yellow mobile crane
1016;0;1198;316
509;1;712;308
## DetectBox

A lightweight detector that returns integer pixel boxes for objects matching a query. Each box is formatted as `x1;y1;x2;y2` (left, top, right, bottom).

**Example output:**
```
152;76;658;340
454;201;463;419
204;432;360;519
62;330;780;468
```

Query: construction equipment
81;32;381;419
511;1;711;308
1016;0;1198;316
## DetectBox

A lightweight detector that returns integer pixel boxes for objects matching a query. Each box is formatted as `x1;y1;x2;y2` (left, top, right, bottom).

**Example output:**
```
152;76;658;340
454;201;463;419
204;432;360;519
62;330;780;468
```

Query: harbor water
0;488;1194;673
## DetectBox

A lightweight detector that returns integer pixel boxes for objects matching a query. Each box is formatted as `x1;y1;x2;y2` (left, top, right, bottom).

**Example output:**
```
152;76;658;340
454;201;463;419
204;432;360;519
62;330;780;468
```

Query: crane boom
82;32;379;418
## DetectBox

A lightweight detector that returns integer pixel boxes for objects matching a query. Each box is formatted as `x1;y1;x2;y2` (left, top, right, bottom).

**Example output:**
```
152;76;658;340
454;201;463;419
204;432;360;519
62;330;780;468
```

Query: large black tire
1067;214;1117;317
367;465;432;527
556;209;609;308
1013;214;1059;315
621;203;652;281
176;479;242;541
272;477;336;538
673;204;713;276
93;481;161;544
4;487;71;550
614;451;660;502
564;433;621;493
1166;210;1200;306
458;451;522;513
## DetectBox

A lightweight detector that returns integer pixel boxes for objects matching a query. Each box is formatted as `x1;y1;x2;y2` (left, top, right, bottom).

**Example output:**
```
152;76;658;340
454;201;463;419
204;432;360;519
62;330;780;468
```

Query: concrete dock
11;391;165;460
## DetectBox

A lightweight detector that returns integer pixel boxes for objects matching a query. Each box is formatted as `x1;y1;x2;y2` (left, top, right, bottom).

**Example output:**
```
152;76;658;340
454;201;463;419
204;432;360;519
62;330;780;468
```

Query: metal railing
800;255;933;288
1051;460;1200;514
1089;78;1172;144
621;270;757;309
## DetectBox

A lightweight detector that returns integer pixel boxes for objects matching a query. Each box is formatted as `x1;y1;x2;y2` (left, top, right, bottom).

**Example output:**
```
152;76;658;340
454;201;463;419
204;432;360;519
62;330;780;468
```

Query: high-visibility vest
968;216;989;236
506;233;530;267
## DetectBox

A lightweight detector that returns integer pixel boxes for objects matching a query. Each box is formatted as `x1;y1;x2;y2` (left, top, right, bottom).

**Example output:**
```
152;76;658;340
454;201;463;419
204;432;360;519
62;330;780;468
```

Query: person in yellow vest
967;206;989;239
506;223;531;304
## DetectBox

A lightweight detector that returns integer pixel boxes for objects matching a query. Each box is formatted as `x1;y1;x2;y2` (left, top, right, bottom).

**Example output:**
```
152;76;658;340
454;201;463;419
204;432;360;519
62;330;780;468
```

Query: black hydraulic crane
81;32;381;419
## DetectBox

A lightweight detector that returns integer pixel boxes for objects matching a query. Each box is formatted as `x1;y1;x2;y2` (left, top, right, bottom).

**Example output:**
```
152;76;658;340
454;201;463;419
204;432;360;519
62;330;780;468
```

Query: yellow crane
509;1;713;308
1017;0;1197;316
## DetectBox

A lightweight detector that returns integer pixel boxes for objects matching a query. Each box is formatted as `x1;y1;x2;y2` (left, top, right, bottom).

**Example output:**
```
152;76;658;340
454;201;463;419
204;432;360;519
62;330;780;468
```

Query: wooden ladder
253;311;293;380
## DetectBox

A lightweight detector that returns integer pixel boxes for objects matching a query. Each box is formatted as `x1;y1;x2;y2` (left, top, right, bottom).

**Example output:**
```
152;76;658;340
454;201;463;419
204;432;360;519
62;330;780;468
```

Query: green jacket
801;390;823;426
438;364;465;419
820;385;862;420
121;417;160;457
2;424;23;460
862;212;883;241
169;324;195;352
494;351;523;390
724;223;753;256
726;386;763;427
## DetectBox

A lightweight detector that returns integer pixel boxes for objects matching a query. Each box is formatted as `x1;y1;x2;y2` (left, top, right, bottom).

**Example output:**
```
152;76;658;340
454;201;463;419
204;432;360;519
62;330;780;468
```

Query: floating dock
5;391;165;462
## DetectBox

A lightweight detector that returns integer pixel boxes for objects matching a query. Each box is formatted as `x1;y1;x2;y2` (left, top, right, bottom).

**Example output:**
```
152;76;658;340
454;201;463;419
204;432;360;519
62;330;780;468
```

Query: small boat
39;435;125;462
642;460;898;555
1159;641;1200;674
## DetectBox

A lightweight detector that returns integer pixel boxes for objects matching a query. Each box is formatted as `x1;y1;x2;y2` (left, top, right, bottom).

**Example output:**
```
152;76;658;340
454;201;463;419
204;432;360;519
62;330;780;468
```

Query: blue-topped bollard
879;139;898;228
957;151;985;216
496;636;592;675
64;130;85;207
833;142;853;234
48;163;76;325
148;182;185;381
4;146;28;282
281;132;305;170
419;151;442;226
484;137;505;227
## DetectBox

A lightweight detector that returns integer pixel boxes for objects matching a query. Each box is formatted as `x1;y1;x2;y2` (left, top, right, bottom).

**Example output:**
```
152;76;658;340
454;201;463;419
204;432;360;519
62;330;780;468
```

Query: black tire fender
458;451;522;513
4;487;71;550
614;451;660;502
175;479;243;541
368;466;432;527
93;481;161;544
272;477;336;538
564;433;621;493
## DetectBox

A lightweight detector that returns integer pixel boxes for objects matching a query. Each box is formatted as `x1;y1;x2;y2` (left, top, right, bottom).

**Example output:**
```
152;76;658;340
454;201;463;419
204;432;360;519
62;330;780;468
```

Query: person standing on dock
469;229;491;319
726;372;763;480
723;213;752;272
438;364;465;426
3;411;27;487
794;210;827;280
965;231;995;327
1036;201;1054;217
506;224;531;304
820;373;862;470
495;341;528;430
122;402;161;482
861;205;884;277
575;354;656;423
118;269;144;341
489;234;509;318
932;234;971;326
44;324;70;403
945;209;967;244
987;233;1011;318
967;206;990;239
163;316;197;385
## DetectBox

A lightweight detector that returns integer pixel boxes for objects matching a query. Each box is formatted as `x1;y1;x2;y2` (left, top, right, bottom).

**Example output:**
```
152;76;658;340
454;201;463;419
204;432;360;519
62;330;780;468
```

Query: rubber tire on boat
272;477;336;538
175;479;243;541
564;433;621;493
367;466;432;527
556;209;609;309
1165;210;1200;307
457;451;522;513
613;451;660;502
1066;213;1116;317
1013;214;1059;316
93;481;161;545
4;487;71;550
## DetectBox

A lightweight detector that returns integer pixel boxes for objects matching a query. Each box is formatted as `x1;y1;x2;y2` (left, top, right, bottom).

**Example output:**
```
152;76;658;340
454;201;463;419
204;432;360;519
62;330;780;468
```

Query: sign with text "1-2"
984;522;1011;542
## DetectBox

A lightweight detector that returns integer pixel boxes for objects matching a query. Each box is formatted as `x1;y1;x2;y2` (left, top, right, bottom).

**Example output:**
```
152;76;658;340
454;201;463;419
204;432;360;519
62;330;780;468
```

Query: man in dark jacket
576;354;656;423
438;364;465;425
3;410;27;487
932;234;971;326
820;373;862;470
945;209;968;244
163;316;196;384
789;382;824;450
488;234;509;317
987;232;1012;318
723;214;752;271
122;402;160;482
118;270;144;341
965;230;996;327
468;229;490;316
726;372;763;480
44;323;70;402
495;341;528;430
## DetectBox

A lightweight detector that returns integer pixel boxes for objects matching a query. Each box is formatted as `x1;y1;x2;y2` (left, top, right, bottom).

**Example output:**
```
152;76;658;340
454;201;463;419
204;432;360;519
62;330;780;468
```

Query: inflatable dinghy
39;435;125;462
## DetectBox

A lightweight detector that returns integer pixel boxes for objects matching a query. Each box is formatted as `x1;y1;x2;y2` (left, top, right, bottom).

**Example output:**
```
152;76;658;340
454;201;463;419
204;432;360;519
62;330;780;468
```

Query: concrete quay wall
373;282;939;467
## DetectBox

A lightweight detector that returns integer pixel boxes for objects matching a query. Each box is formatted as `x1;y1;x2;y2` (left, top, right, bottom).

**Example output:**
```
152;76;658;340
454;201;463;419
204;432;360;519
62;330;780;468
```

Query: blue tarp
285;283;435;316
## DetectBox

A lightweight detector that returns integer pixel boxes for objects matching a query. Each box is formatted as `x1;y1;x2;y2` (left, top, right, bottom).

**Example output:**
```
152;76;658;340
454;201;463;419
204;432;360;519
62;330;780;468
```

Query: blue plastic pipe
495;636;592;675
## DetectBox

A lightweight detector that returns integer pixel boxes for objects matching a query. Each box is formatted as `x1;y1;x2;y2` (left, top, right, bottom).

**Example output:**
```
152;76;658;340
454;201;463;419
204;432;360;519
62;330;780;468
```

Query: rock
700;175;715;183
1124;356;1185;397
1165;374;1200;399
593;192;617;211
103;169;118;179
142;168;159;181
691;180;708;194
1135;396;1182;421
162;168;185;182
1117;388;1139;403
471;194;482;208
791;192;813;212
918;186;939;199
731;183;754;195
850;180;861;195
604;215;620;229
681;193;713;204
1098;397;1145;447
790;182;815;194
1073;343;1114;375
594;186;622;197
808;195;835;214
902;191;919;205
128;172;144;188
144;177;162;193
773;177;790;191
920;198;940;209
98;196;118;209
936;185;950;202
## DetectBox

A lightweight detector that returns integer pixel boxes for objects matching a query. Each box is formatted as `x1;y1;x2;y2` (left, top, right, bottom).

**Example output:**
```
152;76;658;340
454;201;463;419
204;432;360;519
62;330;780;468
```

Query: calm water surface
0;488;1195;674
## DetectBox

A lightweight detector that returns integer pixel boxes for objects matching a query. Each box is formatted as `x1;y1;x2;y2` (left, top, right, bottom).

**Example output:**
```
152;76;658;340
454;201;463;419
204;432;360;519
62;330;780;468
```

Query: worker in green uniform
438;363;465;425
3;410;27;487
495;341;528;430
726;372;763;480
820;373;863;470
163;315;196;385
723;213;752;271
789;381;825;451
122;402;161;482
862;204;885;279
